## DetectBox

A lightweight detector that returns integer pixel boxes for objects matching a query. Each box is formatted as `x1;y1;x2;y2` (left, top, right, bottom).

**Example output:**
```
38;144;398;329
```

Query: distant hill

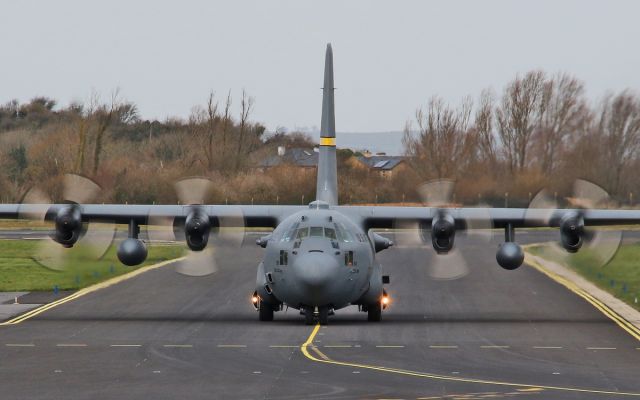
336;131;405;156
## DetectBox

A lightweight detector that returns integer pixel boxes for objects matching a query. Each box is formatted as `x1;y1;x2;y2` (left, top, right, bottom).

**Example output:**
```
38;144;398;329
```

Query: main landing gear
252;292;276;321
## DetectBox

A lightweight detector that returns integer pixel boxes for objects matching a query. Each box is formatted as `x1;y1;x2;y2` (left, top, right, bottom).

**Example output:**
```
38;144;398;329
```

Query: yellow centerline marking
0;257;186;326
524;253;640;342
300;324;640;397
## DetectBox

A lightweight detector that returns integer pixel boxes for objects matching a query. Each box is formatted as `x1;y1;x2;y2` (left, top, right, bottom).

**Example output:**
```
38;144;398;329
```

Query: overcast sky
1;0;639;132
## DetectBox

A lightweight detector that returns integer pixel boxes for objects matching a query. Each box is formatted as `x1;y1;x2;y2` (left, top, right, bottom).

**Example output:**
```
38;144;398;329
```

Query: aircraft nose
292;252;340;305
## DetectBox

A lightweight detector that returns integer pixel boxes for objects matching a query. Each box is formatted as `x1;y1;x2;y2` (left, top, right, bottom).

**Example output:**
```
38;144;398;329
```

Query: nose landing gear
303;306;330;325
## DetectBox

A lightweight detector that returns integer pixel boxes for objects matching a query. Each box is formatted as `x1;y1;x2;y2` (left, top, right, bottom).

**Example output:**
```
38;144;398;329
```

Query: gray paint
316;44;338;205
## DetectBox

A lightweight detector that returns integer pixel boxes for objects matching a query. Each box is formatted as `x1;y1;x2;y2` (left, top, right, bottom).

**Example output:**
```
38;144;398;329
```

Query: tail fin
316;43;338;205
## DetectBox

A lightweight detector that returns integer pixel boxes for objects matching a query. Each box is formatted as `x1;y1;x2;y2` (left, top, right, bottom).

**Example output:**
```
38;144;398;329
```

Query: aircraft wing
336;206;640;230
0;204;305;228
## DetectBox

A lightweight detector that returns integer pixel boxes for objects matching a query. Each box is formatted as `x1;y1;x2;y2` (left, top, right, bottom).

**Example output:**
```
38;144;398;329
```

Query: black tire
318;307;329;325
367;303;382;322
259;301;274;321
304;307;315;325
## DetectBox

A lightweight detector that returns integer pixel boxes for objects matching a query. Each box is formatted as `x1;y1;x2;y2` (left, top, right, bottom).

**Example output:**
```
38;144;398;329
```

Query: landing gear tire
259;301;274;321
318;306;329;325
367;303;382;322
304;307;315;325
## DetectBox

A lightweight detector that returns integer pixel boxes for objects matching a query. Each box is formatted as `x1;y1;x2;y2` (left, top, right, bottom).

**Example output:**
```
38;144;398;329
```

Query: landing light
381;293;391;309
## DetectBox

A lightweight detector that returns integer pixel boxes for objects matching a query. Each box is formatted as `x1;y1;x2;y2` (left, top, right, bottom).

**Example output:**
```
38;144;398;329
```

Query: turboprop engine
184;208;211;251
429;212;455;254
52;205;83;247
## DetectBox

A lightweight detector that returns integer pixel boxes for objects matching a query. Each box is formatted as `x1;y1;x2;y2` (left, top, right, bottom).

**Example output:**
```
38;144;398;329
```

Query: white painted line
110;344;142;347
533;346;563;349
586;347;617;350
56;344;87;347
217;344;247;348
5;343;35;347
429;345;458;349
163;344;193;348
480;345;510;349
375;345;405;348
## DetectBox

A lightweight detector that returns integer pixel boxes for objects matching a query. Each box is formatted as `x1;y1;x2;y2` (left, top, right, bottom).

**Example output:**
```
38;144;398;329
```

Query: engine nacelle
370;232;393;253
496;242;524;270
431;212;455;254
53;205;82;248
560;212;584;253
117;238;148;266
185;208;211;251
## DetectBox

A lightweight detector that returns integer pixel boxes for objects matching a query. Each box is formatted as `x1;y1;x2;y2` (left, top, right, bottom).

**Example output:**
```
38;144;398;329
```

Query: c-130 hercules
2;44;639;324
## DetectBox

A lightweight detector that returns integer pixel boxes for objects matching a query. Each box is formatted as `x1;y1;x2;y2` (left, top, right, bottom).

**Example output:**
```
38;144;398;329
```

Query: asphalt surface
0;230;639;399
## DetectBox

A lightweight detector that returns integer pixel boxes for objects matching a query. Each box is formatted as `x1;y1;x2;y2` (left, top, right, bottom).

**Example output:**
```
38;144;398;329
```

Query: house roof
356;155;405;170
260;148;318;168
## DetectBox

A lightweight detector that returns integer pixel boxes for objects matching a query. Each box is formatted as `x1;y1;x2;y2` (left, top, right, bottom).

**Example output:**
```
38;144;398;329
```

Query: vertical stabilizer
316;44;338;205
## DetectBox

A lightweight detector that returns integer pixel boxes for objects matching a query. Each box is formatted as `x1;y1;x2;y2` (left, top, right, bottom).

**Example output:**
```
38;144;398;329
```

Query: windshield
291;226;340;241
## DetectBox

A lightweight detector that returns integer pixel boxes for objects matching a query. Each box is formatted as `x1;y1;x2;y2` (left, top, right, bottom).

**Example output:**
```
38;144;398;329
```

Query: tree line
1;71;639;207
403;71;640;207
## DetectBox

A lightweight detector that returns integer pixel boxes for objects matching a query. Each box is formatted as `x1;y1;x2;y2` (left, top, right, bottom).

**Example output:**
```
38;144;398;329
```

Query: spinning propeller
147;177;246;276
18;174;116;271
394;179;493;280
526;179;622;267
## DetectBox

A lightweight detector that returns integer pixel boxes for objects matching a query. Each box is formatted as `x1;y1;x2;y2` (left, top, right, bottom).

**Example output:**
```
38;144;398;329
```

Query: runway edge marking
0;256;187;326
523;251;640;342
301;328;640;396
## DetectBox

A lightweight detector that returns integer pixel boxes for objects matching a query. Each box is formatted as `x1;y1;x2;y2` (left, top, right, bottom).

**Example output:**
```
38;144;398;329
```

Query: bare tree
92;90;119;176
403;96;472;180
496;71;546;172
474;89;497;167
204;92;220;170
598;91;640;194
235;90;254;172
220;91;233;171
536;73;587;174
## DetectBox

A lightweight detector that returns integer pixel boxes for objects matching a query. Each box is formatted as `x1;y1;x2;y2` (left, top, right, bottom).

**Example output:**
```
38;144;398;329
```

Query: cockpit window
290;226;340;241
281;222;299;242
296;227;309;240
324;227;337;240
334;222;355;242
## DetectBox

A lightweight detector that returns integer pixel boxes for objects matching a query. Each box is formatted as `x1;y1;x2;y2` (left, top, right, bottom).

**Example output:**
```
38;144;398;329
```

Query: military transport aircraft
1;44;638;325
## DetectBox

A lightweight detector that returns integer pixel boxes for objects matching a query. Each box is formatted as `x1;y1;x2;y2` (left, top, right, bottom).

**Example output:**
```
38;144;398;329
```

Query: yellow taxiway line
0;257;186;326
299;252;640;396
300;324;640;397
524;253;640;342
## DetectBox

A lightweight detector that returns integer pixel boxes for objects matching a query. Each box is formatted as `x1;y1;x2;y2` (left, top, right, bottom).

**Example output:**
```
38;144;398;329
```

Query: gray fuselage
255;205;383;311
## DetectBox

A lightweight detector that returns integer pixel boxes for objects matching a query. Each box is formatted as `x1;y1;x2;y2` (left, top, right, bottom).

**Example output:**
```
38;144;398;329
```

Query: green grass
528;243;640;311
0;240;184;291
